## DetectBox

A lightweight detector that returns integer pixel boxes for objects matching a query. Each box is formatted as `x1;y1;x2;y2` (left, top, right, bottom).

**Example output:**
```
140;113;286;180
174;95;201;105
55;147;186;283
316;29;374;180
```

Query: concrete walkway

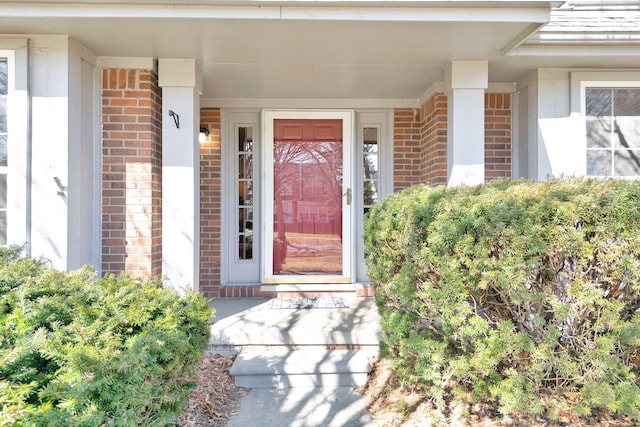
209;296;381;351
226;387;372;427
209;296;381;426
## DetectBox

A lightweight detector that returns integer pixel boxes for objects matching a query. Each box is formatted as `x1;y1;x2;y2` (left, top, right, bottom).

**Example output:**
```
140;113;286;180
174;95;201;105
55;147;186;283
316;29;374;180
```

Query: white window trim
221;109;262;285
570;72;640;177
355;109;393;282
0;39;29;251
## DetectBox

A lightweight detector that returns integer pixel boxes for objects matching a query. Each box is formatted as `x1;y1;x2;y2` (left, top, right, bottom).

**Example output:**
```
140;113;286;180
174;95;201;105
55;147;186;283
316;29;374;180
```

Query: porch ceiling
0;18;528;100
4;1;635;101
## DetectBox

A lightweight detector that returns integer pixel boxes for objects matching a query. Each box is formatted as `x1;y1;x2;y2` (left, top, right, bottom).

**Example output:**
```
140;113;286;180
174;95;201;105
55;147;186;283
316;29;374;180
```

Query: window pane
273;118;343;275
0;135;6;167
0;60;6;94
614;89;640;117
0;94;6;134
614;150;640;176
587;150;611;176
363;126;379;213
238;127;253;152
613;117;640;148
0;211;6;246
240;180;253;205
239;235;252;260
237;126;254;260
586;118;611;148
363;153;379;178
0;59;6;134
586;88;612;117
364;143;378;154
0;174;5;209
364;181;378;206
238;153;247;179
239;207;253;232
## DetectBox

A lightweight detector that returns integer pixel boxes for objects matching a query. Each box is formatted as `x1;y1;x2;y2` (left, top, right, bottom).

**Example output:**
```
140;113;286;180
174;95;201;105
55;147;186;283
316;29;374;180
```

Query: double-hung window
0;58;7;243
586;87;640;177
0;40;29;248
573;73;640;178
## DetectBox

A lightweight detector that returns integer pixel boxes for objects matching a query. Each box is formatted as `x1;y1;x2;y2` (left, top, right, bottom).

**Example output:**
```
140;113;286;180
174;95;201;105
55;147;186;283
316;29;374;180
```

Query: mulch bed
177;353;248;427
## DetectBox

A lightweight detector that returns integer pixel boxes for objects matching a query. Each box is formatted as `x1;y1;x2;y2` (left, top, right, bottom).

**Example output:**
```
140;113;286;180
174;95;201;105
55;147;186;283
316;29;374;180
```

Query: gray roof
523;0;640;47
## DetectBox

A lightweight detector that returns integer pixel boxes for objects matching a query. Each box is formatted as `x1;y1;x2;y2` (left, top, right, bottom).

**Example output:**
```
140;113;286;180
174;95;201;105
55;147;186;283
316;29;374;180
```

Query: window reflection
586;88;640;177
238;127;253;260
272;119;343;275
363;127;379;211
0;59;7;245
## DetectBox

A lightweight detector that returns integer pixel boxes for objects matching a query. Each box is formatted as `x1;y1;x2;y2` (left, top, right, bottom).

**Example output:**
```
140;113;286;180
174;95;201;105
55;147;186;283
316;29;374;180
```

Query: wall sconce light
199;127;209;143
168;110;180;128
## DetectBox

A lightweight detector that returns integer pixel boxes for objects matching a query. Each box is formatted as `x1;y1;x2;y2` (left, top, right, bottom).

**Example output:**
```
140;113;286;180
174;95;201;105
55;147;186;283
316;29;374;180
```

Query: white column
445;61;488;187
158;59;202;294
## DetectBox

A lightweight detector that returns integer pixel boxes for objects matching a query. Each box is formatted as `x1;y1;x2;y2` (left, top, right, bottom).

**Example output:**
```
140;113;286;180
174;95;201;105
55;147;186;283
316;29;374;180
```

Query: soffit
0;1;562;100
0;1;562;6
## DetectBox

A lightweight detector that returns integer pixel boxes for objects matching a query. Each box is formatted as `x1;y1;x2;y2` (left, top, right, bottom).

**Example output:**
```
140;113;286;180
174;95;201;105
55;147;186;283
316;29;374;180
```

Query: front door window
272;119;343;275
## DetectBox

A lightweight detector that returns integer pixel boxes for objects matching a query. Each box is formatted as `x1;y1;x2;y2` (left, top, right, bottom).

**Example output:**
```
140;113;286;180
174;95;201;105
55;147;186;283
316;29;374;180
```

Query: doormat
268;297;349;309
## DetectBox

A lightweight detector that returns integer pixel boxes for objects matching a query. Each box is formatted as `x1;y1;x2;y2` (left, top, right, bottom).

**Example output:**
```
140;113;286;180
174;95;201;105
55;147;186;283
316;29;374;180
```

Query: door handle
343;188;352;206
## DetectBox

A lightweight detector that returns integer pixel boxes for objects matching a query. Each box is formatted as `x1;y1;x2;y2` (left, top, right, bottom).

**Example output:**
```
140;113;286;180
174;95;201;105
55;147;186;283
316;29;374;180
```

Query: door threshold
261;283;357;293
260;283;372;298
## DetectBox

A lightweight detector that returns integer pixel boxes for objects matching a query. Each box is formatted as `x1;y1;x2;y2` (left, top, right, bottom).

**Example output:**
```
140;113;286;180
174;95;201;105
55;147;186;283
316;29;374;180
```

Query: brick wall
199;108;222;297
420;93;448;186
393;109;422;192
485;93;512;181
101;69;162;278
394;92;511;191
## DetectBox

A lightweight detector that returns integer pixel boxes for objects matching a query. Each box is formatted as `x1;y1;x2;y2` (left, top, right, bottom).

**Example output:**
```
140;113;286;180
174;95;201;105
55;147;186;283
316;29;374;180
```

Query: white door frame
261;109;355;284
222;109;262;284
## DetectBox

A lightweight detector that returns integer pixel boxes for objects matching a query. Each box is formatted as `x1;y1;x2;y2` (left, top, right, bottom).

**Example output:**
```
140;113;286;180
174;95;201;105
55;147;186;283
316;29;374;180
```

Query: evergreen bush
364;178;640;419
0;247;212;426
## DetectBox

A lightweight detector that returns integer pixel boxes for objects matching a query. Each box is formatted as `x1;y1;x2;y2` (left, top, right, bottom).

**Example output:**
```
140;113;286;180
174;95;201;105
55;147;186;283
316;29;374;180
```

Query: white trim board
97;56;156;71
0;4;551;23
202;98;420;109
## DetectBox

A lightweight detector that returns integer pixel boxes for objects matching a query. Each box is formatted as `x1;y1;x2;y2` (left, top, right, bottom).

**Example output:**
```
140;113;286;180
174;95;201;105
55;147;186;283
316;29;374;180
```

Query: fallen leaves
177;353;248;427
358;358;638;427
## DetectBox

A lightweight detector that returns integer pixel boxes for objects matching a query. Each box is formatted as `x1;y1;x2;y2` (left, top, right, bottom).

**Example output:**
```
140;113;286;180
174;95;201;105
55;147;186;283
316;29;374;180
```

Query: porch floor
208;296;381;352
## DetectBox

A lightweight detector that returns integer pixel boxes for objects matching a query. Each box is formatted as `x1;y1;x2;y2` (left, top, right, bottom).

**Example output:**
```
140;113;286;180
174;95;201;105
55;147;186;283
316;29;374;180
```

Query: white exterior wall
10;35;98;271
30;36;70;269
67;39;98;270
534;68;586;180
515;71;538;180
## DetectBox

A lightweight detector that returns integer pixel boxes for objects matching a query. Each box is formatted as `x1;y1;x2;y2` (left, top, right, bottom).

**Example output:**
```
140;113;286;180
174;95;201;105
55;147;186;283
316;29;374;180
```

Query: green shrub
0;247;213;426
364;179;640;419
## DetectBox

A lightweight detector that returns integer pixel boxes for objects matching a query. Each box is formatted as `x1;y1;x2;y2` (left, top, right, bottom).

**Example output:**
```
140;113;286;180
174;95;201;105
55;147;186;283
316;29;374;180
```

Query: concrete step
229;348;372;389
208;297;382;350
207;342;379;358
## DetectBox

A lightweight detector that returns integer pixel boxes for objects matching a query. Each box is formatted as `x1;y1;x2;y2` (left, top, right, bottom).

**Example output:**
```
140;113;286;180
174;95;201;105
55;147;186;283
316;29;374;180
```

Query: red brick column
101;68;162;278
420;93;448;186
199;108;222;297
485;93;512;181
393;109;422;192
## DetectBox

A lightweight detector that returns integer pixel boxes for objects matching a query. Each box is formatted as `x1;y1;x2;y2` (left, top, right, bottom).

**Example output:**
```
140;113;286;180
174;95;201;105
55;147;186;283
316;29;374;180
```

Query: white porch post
158;59;201;294
445;60;488;187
